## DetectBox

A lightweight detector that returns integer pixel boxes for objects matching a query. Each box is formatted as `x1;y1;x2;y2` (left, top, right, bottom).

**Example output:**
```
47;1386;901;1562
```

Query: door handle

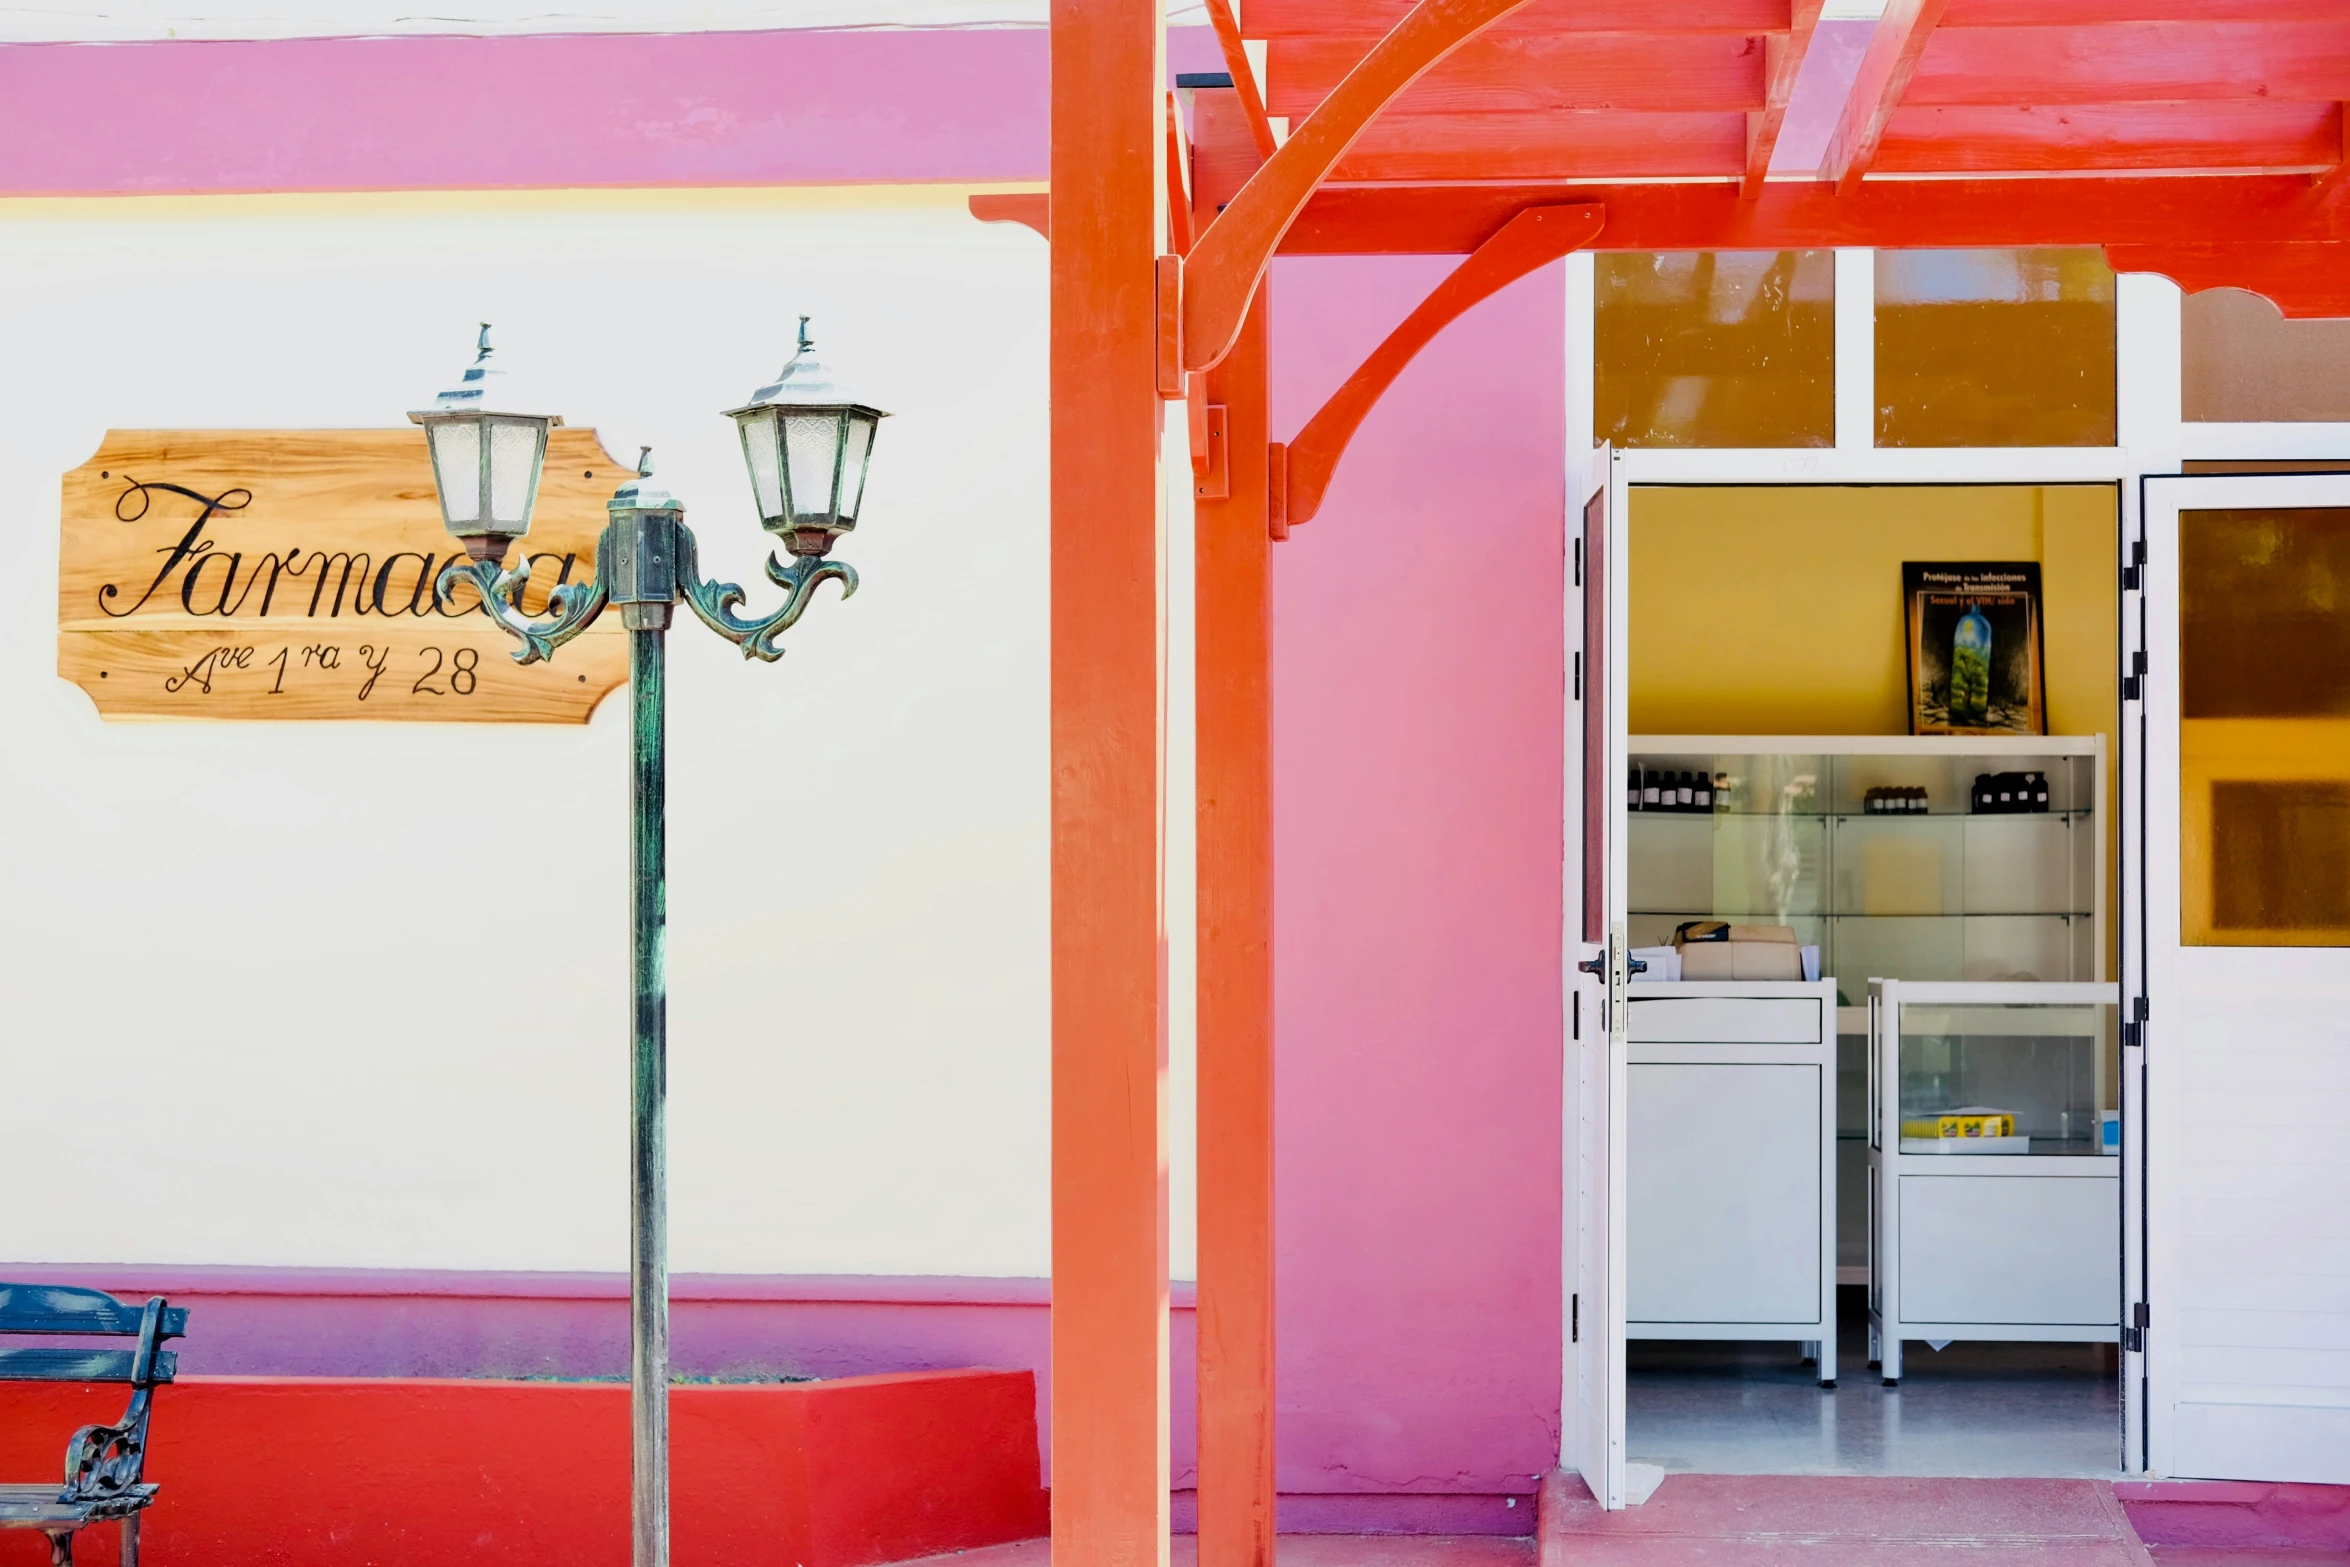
1628;956;1649;974
1577;956;1606;976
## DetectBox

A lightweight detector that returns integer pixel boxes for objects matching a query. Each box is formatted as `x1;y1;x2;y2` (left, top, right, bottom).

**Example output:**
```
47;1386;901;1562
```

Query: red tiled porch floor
1538;1473;2156;1564
892;1474;2252;1567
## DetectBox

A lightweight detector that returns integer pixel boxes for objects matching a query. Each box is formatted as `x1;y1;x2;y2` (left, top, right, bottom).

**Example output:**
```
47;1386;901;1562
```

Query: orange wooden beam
1873;99;2340;176
1904;19;2350;106
1278;174;2350;252
1745;0;1824;197
970;191;1050;239
2106;241;2350;317
1181;0;1544;375
2314;103;2350;194
1203;0;1281;161
1168;92;1197;256
1249;0;1786;40
1193;288;1275;1567
1283;203;1605;529
1048;6;1169;1567
1265;31;1771;118
1820;0;1953;192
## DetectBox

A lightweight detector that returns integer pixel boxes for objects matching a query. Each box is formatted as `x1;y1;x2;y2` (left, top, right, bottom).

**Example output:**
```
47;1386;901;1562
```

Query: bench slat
0;1348;176;1383
0;1286;186;1339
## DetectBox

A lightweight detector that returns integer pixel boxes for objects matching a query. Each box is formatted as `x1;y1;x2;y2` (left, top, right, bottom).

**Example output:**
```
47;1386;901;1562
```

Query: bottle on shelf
1643;769;1662;811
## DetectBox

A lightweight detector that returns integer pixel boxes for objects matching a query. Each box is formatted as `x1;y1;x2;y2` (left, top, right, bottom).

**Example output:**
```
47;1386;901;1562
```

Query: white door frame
1556;251;2350;1487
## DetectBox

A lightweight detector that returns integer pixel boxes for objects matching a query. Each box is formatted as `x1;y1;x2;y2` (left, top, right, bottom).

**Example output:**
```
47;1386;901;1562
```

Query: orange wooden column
1194;288;1276;1567
1049;4;1171;1567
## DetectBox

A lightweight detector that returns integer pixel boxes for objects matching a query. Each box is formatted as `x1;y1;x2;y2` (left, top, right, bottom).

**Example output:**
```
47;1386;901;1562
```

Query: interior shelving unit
1628;735;2107;1001
1630;735;2108;1286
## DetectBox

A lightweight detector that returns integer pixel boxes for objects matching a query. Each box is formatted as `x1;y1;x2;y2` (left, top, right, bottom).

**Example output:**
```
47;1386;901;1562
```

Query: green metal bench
0;1284;185;1567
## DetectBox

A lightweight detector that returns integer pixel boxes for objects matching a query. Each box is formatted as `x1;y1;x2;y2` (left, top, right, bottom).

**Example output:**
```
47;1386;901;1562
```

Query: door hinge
2124;1301;2149;1353
1573;537;1583;588
2121;538;2146;592
1573;651;1583;702
2121;650;2148;702
1572;1293;1580;1343
1572;990;1580;1041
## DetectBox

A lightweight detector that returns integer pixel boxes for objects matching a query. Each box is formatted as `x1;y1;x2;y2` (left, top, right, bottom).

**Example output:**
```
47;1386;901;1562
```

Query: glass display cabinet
1628;735;2106;1003
1867;980;2121;1383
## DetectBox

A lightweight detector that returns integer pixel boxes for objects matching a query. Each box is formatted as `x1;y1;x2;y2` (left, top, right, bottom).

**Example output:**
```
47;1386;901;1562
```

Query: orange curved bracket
2107;241;2350;319
1181;0;1542;376
969;192;1050;240
1282;203;1604;530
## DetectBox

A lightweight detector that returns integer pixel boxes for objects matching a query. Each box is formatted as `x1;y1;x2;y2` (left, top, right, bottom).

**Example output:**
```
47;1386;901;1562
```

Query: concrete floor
1629;1291;2123;1478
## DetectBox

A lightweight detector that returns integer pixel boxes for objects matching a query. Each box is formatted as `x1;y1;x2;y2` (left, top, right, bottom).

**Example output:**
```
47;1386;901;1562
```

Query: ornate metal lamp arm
677;525;857;662
435;550;610;664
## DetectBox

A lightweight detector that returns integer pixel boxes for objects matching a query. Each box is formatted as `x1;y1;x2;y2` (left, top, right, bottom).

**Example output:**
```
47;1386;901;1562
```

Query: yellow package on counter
1900;1108;2016;1140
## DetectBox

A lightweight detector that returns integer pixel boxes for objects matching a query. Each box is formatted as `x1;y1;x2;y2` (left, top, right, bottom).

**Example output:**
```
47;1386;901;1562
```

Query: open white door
1569;449;1630;1508
2140;475;2350;1482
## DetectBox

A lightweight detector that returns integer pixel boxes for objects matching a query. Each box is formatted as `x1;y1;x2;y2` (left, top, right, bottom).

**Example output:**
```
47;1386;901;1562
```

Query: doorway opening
1616;481;2126;1481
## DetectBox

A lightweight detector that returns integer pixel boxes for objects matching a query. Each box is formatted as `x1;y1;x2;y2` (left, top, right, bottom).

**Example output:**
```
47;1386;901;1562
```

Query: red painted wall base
0;1370;1048;1567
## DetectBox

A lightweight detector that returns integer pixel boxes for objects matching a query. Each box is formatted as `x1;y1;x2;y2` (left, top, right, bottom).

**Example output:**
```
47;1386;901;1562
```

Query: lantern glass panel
784;411;843;523
839;412;876;522
430;420;483;525
738;408;785;523
489;419;542;528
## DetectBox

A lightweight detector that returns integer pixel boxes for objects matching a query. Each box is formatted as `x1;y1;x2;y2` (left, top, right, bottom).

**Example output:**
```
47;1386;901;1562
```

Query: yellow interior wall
1629;484;2119;740
1629;483;2121;975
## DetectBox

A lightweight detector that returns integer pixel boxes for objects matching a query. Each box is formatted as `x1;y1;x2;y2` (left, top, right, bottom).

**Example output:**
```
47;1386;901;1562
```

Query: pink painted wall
1269;256;1567;1502
0;28;1227;195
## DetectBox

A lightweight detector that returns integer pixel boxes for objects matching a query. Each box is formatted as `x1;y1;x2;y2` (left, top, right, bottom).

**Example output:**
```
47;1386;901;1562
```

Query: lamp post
413;320;886;1567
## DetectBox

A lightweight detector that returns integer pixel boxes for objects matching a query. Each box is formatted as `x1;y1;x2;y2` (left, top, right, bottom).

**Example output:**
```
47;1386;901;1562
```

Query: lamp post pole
412;322;886;1567
628;615;669;1567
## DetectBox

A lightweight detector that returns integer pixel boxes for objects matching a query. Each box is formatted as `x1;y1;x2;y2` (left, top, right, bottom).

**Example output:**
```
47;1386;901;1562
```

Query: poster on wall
1902;561;2047;736
58;429;630;721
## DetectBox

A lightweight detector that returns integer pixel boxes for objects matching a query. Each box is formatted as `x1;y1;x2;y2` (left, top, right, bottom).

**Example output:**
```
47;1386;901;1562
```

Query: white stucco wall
0;186;1199;1279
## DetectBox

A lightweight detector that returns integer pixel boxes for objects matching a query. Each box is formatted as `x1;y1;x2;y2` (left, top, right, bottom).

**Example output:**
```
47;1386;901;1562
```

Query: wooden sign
59;430;629;722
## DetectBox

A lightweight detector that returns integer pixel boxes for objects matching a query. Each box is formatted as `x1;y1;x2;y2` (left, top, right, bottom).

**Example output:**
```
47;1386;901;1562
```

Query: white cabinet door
1628;1062;1822;1323
1896;1173;2119;1326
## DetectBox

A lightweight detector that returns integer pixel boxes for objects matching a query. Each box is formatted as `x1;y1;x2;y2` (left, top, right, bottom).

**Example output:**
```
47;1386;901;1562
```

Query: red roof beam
1264;32;1771;118
1331;110;1751;183
1905;21;2350;106
1245;0;1791;41
1873;100;2342;176
1746;0;1825;196
1280;175;2350;257
1942;0;2350;26
1203;0;1280;161
1821;0;1953;192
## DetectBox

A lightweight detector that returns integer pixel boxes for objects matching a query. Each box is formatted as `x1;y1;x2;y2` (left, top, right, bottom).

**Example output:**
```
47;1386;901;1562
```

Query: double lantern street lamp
410;321;887;1567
